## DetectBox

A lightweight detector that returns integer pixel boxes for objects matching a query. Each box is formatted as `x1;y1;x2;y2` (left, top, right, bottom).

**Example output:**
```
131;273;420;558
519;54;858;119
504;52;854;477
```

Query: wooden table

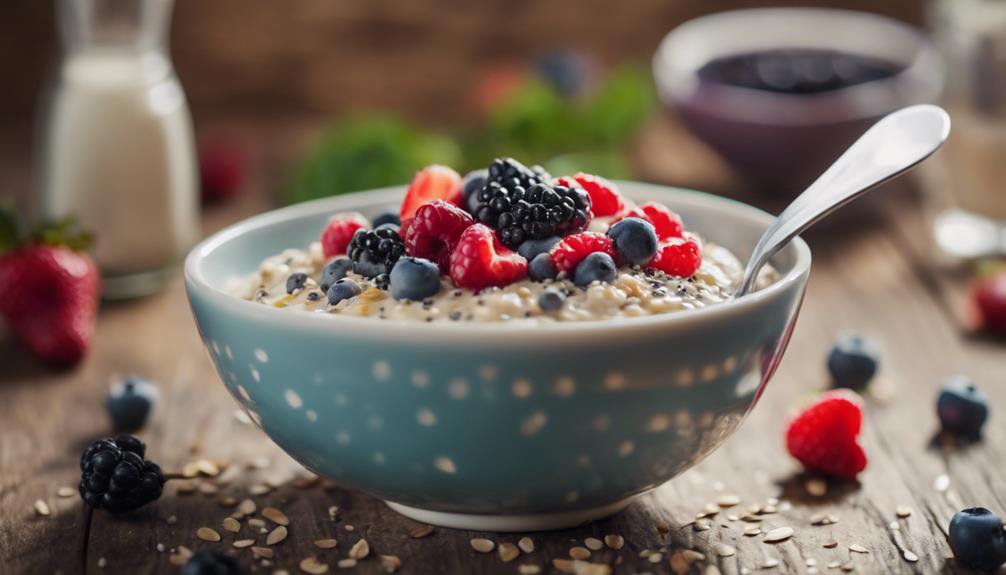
1;118;1003;575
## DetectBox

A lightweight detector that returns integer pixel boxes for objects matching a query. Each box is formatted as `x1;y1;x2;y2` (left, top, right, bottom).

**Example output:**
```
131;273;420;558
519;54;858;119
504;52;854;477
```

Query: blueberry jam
698;49;903;95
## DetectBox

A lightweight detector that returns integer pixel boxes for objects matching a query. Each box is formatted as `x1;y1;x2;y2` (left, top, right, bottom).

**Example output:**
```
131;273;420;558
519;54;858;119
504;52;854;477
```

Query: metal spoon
736;104;951;297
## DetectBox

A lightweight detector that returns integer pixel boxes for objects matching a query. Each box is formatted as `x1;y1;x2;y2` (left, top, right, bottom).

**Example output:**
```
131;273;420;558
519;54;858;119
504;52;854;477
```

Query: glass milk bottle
38;0;197;298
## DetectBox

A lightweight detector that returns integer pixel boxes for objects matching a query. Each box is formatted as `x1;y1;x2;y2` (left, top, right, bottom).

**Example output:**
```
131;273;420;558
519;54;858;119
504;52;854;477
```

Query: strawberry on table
0;213;100;367
449;224;527;290
400;165;463;221
320;212;369;258
785;390;867;480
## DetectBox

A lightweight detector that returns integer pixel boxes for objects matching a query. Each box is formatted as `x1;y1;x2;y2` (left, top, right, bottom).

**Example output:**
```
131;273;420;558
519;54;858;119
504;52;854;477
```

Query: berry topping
183;550;243;575
107;377;159;432
608;217;658;266
538;288;565;312
473;158;590;248
286;272;309;294
972;269;1006;335
79;435;165;513
550;232;616;274
639;201;685;240
390;257;441;301
648;238;701;277
319;258;353;292
320;212;369;259
404;200;475;271
449;224;528;290
937;375;989;441
401;165;463;221
371;207;401;229
569;173;625;217
826;333;879;391
327;278;362;305
348;227;406;280
785;390;867;480
949;507;1006;572
516;236;562;261
462;169;488;215
528;253;558;282
574;252;618;288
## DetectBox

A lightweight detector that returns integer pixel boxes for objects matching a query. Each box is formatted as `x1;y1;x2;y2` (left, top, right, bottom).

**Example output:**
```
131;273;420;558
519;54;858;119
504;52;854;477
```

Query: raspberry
404;200;475;272
570;173;625;217
449;224;528;290
785;390;867;480
550;232;616;274
639;202;685;240
649;238;701;277
972;270;1006;335
320;213;369;258
401;165;463;221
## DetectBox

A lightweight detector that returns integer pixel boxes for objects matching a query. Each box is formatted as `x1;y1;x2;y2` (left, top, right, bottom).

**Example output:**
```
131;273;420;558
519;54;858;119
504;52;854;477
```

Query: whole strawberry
0;212;100;366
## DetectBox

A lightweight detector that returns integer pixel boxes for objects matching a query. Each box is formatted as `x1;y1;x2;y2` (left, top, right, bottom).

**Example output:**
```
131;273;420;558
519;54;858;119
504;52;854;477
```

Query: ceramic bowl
184;182;811;531
653;8;942;195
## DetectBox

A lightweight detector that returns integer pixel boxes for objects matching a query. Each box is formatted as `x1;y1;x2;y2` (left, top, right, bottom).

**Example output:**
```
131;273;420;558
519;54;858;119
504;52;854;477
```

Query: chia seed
449;311;462;321
307;292;321;302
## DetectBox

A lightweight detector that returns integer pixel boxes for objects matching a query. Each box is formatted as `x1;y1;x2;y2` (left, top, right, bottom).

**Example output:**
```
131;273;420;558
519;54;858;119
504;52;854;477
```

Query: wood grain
1;121;1004;575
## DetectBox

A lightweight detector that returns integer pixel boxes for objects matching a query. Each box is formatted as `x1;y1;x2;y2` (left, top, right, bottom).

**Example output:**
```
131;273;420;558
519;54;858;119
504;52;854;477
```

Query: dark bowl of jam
654;8;942;197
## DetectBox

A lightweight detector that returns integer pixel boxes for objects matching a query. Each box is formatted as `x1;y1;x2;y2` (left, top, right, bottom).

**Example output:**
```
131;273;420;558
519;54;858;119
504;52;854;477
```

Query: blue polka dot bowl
184;182;811;531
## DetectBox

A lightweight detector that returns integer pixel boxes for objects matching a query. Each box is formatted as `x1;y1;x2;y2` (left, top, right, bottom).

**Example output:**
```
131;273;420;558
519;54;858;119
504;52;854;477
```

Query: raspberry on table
550;232;616;275
320;213;369;258
449;224;528;290
404;200;474;272
785;390;867;480
79;435;166;513
648;238;701;277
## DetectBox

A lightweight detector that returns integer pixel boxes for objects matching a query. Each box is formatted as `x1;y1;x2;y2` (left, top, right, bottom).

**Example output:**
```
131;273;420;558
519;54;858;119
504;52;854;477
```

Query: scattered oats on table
196;527;221;542
498;542;520;562
470;538;495;553
518;536;535;553
266;525;288;545
262;506;290;526
299;556;329;574
349;538;370;559
410;524;434;539
33;500;51;516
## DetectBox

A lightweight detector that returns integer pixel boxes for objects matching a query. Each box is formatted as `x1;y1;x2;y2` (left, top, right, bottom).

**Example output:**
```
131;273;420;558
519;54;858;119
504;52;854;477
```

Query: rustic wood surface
1;115;1004;575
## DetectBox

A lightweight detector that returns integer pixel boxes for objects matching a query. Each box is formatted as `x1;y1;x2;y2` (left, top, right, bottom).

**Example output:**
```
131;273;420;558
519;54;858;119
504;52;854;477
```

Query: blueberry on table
390;257;441;301
320;258;353;292
327;278;362;305
106;377;158;432
79;435;165;513
608;217;658;266
371;207;401;229
937;376;989;441
826;333;879;390
285;272;308;294
949;507;1006;572
528;253;558;282
183;550;243;575
538;288;565;312
574;252;617;288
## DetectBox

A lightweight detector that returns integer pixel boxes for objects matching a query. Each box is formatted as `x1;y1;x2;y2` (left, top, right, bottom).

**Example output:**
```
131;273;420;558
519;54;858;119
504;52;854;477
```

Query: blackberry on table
473;158;590;248
79;435;165;513
347;227;405;282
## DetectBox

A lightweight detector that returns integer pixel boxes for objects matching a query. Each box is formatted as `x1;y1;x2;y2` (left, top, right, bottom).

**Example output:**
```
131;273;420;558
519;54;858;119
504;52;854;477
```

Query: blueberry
937;376;989;440
573;252;617;287
608;217;658;266
390;257;441;301
528;252;558;282
538;288;564;312
949;507;1006;572
327;278;362;305
826;333;879;390
182;549;242;575
320;258;353;292
372;207;400;229
463;169;488;214
286;272;308;294
517;236;562;261
107;377;159;432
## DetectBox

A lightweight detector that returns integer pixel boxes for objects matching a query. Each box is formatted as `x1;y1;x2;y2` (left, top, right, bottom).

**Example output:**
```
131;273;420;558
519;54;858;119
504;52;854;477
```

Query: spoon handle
736;105;951;297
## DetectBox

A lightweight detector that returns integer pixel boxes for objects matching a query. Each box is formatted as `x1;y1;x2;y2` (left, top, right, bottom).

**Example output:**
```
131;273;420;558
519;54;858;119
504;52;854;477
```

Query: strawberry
639;202;685;240
404;200;474;272
549;232;617;274
320;212;369;258
785;390;867;480
199;140;247;204
0;215;100;367
400;165;463;221
570;173;625;218
649;238;701;277
449;224;527;290
972;269;1006;335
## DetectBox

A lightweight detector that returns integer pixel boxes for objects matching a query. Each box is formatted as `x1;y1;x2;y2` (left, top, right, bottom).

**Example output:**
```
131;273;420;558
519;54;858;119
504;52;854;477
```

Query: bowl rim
184;182;812;342
652;7;944;126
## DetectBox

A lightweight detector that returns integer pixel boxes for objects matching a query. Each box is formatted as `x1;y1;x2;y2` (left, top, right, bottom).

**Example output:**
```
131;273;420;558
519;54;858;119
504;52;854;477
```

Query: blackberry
473;158;590;248
79;435;165;514
347;227;405;282
183;550;243;575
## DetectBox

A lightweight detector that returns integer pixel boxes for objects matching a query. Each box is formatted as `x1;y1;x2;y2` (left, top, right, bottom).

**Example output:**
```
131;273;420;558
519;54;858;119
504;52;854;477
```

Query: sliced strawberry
649;238;701;277
320;212;369;258
785;390;867;480
401;165;463;221
449;224;527;290
571;173;625;218
404;200;475;272
640;202;685;240
550;232;617;274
